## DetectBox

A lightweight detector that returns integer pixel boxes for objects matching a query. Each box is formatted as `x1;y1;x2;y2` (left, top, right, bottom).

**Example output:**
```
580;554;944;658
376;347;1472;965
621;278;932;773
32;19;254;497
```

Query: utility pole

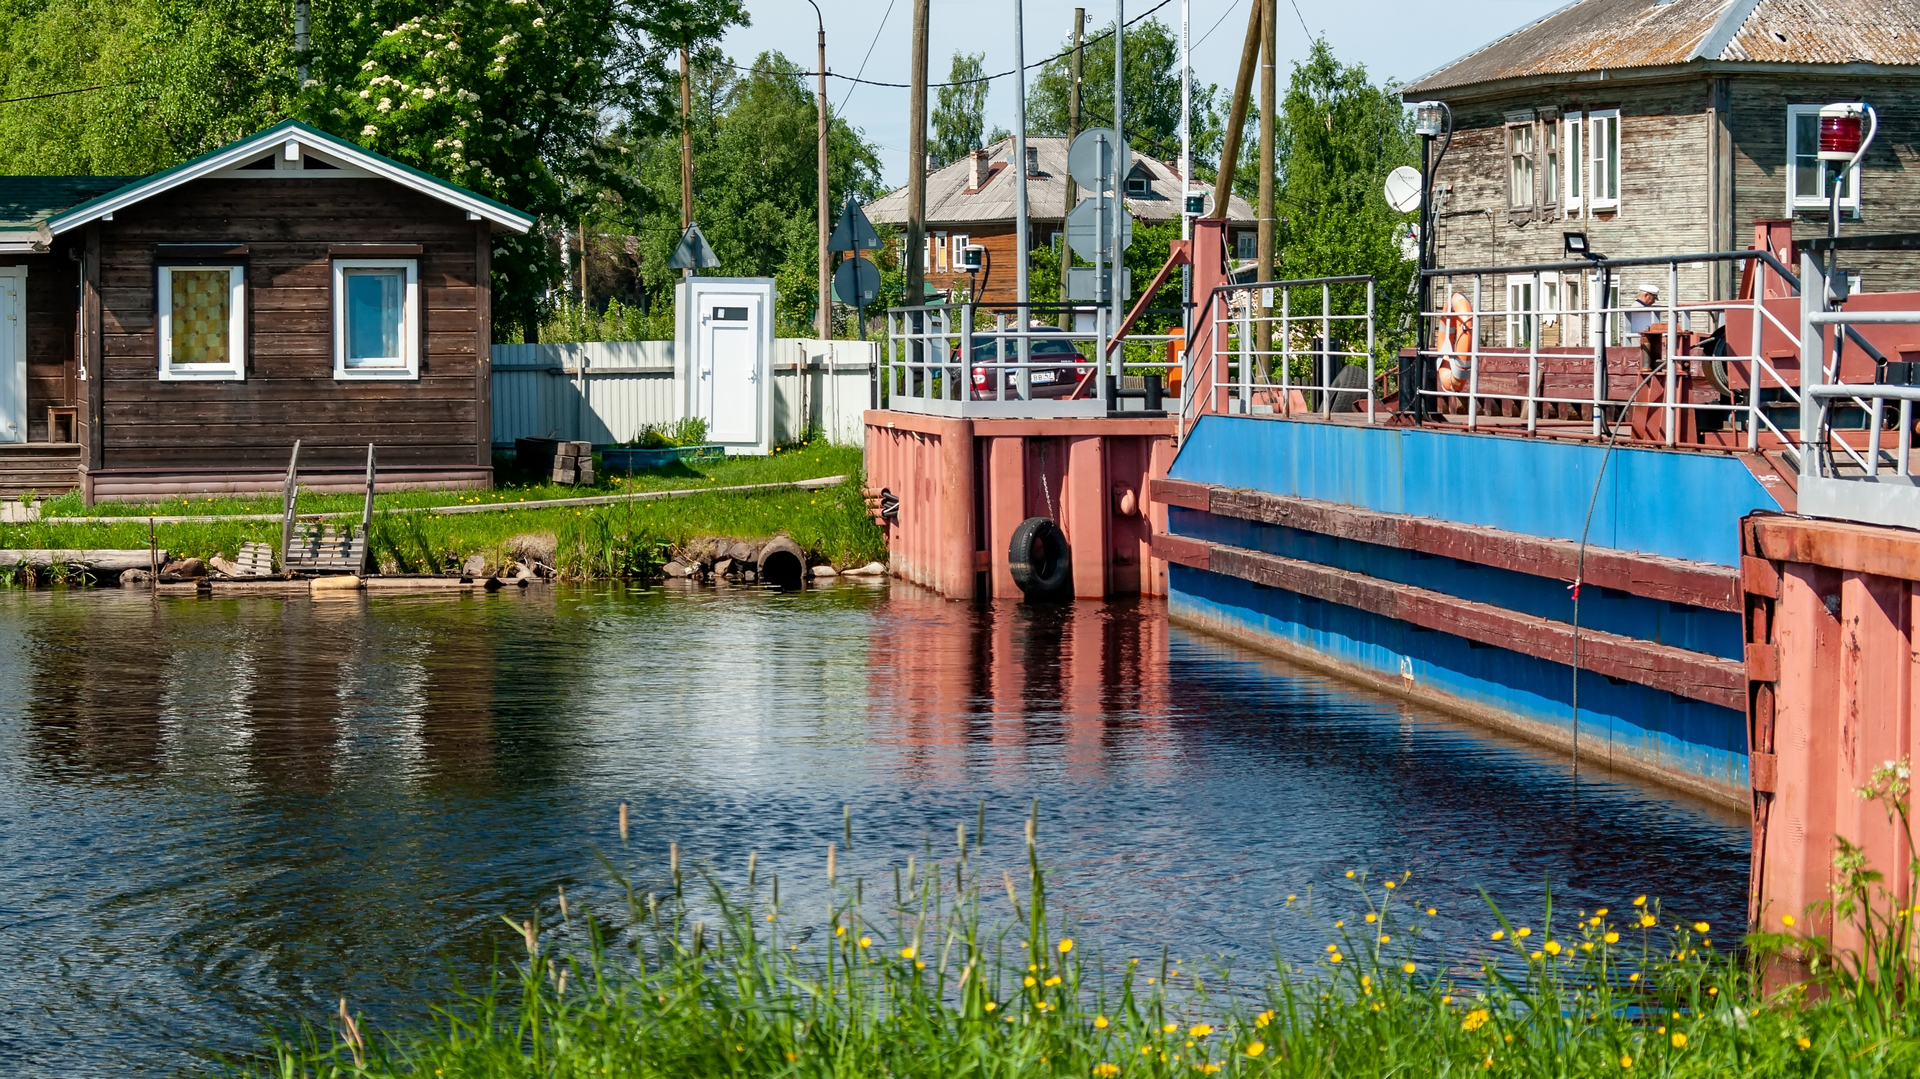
1013;0;1030;323
294;0;310;85
680;46;693;280
1257;0;1275;295
1179;0;1190;340
807;1;831;341
1059;8;1084;329
1112;0;1124;316
1209;3;1262;219
906;0;930;310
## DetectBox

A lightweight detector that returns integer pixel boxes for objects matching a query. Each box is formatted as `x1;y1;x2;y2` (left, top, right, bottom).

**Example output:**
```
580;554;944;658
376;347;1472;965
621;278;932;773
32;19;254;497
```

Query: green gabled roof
42;119;534;235
0;175;141;231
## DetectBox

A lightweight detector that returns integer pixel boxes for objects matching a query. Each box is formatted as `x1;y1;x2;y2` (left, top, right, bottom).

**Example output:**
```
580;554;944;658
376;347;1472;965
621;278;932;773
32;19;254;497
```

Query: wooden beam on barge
1149;477;1742;612
1150;532;1746;710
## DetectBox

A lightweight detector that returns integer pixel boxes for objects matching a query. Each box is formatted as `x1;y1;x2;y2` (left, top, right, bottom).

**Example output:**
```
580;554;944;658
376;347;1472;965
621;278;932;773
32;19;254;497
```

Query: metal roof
0;176;139;231
864;136;1254;228
1403;0;1920;96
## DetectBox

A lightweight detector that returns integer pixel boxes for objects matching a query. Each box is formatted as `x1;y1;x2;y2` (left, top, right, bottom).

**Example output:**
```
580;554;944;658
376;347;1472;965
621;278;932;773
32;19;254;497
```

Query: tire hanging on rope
1008;516;1073;600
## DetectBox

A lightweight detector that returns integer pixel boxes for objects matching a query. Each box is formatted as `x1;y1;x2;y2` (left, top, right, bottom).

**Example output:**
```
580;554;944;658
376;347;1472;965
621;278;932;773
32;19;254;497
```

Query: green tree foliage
930;51;988;167
1027;18;1221;180
1273;40;1417;347
625;53;882;337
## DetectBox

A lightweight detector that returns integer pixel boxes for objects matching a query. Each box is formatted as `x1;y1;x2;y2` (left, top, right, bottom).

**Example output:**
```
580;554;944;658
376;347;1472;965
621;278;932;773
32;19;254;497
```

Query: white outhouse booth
675;277;775;455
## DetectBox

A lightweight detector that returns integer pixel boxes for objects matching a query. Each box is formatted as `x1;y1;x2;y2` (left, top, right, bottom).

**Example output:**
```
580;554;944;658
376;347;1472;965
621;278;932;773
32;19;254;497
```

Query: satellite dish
1383;166;1423;214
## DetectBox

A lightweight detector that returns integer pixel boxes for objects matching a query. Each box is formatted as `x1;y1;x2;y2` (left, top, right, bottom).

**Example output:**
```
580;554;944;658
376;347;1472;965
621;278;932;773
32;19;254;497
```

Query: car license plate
1029;370;1058;384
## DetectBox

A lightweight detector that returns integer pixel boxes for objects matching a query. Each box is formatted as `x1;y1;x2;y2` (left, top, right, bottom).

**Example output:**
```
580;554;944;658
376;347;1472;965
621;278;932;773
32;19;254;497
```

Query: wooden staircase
0;443;80;499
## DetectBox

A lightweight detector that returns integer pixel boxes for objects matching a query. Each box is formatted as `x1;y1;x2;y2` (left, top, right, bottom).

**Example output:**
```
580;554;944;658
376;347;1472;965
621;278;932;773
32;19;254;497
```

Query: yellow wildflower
1796;1036;1810;1050
1619;1055;1632;1068
1346;870;1355;878
1060;939;1075;954
1604;931;1620;944
859;936;871;948
1782;915;1796;927
1461;1009;1491;1032
1163;1023;1179;1034
985;1001;997;1012
1365;913;1377;923
1024;976;1037;988
1094;1016;1109;1029
1045;976;1062;987
1403;962;1417;974
1671;1033;1687;1048
1190;1024;1212;1038
1693;922;1710;933
1491;930;1505;941
1633;896;1647;907
1094;1065;1120;1078
1515;927;1531;939
1246;1042;1266;1058
1544;941;1562;956
901;946;916;959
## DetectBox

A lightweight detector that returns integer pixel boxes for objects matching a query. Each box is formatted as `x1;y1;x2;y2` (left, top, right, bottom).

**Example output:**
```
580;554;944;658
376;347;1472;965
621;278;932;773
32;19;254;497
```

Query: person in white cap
1625;283;1660;337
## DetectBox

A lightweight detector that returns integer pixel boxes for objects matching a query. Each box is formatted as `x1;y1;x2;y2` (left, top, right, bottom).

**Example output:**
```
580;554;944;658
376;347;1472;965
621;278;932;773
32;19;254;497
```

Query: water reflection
0;583;1747;1075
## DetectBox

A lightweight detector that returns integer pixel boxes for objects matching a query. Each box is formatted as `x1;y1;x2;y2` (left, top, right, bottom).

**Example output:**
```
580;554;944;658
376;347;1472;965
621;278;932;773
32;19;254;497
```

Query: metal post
1526;292;1539;433
1468;274;1481;430
1279;289;1290;416
1800;252;1822;480
1013;0;1031;368
1592;267;1606;438
1664;260;1679;447
1748;258;1763;450
1179;0;1191;346
810;0;830;342
1238;299;1252;413
1320;281;1332;416
1899;399;1912;475
1112;0;1126;397
1365;279;1376;423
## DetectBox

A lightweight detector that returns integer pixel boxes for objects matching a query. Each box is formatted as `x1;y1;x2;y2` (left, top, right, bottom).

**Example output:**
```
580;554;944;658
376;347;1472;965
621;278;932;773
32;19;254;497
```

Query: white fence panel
491;338;875;448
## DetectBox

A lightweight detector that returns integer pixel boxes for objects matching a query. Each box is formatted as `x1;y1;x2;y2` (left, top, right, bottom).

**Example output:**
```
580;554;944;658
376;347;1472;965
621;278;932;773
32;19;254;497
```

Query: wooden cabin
1401;0;1920;327
0;119;533;502
863;137;1256;306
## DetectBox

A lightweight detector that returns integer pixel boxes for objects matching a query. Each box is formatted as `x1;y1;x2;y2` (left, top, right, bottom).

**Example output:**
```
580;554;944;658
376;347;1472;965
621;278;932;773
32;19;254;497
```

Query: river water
0;581;1748;1076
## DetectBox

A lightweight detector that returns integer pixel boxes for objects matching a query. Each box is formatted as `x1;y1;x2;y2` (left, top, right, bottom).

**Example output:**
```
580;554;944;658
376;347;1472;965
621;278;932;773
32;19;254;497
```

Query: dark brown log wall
93;177;486;471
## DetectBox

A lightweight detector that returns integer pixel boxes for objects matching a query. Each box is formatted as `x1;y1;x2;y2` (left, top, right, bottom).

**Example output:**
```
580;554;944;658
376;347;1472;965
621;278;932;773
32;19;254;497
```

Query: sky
717;0;1565;190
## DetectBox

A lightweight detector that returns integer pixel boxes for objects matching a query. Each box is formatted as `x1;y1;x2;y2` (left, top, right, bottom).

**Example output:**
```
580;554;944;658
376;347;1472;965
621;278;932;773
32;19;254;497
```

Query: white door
699;297;760;443
0;271;20;443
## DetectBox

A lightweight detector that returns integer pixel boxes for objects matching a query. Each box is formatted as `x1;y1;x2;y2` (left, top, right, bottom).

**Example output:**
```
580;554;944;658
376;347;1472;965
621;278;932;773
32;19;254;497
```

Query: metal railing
1409;250;1812;452
883;302;1181;419
1178;276;1379;438
1796;248;1920;527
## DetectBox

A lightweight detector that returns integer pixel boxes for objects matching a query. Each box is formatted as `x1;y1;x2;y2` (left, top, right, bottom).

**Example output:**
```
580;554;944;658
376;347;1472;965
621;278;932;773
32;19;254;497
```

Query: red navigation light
1818;103;1867;161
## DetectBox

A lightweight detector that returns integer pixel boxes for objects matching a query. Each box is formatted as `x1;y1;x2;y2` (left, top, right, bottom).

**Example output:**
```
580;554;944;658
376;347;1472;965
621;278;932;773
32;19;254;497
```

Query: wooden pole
1207;2;1264;220
680;45;694;285
1256;0;1275;294
905;0;930;308
816;12;832;342
1060;7;1083;329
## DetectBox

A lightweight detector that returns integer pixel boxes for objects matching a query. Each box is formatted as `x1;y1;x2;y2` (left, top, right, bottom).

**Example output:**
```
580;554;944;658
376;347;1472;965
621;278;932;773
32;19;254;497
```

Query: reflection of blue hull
1163;416;1782;806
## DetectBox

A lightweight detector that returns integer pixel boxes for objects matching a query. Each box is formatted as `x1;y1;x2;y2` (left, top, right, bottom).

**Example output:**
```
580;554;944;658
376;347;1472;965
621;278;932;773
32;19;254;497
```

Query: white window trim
1786;104;1862;216
1564;112;1584;215
1587;109;1621;213
332;258;420;380
951;233;970;266
1505;275;1536;347
157;264;246;381
1506;122;1537;211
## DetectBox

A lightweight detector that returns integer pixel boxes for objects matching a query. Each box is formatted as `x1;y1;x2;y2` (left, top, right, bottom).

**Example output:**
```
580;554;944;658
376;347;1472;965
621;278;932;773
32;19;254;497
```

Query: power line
0;83;121;106
725;0;1174;89
838;0;898;112
1286;0;1315;40
1193;0;1244;49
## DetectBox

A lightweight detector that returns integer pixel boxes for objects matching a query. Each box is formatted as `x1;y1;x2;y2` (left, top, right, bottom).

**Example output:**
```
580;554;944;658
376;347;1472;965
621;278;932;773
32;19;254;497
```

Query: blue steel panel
1170;506;1746;660
1170;564;1749;794
1170;417;1782;567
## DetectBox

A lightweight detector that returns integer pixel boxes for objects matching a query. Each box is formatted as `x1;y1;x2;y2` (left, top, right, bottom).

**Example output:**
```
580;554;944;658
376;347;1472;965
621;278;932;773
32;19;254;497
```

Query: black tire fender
1008;516;1073;599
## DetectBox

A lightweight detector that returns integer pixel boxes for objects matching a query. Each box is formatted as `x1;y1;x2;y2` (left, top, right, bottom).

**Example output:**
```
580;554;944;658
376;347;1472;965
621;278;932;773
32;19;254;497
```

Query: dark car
956;330;1094;400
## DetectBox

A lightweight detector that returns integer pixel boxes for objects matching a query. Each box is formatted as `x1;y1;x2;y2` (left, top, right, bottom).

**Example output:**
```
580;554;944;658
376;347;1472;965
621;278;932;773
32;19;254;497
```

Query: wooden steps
0;442;80;499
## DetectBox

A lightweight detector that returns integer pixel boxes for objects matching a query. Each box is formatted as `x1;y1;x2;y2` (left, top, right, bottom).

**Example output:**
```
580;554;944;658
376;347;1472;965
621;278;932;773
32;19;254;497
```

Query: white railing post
1321;281;1333;416
1592;271;1606;438
1468;274;1482;430
1526;290;1539;433
1748;259;1764;450
1800;253;1823;481
1238;296;1252;414
1365;278;1377;424
1280;288;1291;416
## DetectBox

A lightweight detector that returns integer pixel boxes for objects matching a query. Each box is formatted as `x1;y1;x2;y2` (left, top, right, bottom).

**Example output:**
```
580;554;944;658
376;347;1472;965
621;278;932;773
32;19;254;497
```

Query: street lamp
802;0;830;341
1410;99;1452;423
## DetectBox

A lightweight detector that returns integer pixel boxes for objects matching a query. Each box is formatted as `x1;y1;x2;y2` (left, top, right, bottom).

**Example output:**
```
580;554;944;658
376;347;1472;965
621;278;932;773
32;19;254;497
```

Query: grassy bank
1;444;882;581
252;776;1920;1078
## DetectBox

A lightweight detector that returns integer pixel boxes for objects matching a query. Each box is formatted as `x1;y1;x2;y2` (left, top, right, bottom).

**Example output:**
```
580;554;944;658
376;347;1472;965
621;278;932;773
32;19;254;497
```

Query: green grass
245;773;1920;1079
3;467;883;581
32;443;862;519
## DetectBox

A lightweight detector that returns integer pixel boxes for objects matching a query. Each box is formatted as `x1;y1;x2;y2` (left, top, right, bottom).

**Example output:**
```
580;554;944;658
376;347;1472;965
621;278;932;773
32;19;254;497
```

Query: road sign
668;223;721;270
1068;129;1129;191
829;195;881;253
1065;196;1133;260
833;255;879;306
1383;165;1423;213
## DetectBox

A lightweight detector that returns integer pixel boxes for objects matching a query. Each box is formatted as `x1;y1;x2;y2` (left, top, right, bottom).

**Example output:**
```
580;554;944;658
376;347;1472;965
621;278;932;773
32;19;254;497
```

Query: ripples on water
0;581;1748;1075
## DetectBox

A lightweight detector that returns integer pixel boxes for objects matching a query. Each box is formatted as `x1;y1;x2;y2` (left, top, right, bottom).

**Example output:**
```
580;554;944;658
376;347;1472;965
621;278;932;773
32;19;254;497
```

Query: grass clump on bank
254;773;1920;1078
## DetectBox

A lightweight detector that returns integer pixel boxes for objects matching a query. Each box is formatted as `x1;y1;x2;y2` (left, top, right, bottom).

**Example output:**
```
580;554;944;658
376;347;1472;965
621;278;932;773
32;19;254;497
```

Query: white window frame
1564;112;1584;214
951;233;970;268
157;264;246;381
933;230;948;273
1587;109;1621;213
1541;118;1561;217
1786;104;1861;216
331;258;420;380
1507;122;1536;211
1505;275;1536;347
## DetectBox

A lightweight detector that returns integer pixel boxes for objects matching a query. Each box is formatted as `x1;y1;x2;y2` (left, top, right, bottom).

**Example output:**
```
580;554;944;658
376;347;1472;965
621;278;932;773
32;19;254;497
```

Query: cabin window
1235;232;1256;260
157;264;246;381
1787;104;1860;216
332;258;419;379
1586;109;1620;212
1505;275;1535;347
1541;117;1561;216
951;234;970;269
1506;121;1535;211
1564;112;1583;213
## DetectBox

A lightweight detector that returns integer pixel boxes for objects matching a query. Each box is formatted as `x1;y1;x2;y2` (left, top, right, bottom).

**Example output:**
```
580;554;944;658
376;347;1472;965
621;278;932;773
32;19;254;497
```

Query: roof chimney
1025;146;1040;177
968;148;991;192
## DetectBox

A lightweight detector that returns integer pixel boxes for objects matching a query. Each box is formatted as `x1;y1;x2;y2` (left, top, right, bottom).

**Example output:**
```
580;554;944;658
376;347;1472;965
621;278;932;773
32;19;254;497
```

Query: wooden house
864;136;1256;306
1400;0;1920;339
0;119;533;502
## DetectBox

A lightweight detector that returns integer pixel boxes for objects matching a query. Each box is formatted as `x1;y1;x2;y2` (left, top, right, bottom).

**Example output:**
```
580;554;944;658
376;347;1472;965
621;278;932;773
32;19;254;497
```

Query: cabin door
697;295;761;444
0;266;21;443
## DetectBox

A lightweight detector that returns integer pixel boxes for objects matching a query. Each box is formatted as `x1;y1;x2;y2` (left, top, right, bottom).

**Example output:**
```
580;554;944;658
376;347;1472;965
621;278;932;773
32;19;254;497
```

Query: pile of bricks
515;437;596;486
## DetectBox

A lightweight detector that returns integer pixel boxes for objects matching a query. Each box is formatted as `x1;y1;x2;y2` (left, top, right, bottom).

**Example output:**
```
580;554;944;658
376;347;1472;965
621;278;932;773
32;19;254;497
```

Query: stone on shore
461;553;488;577
662;560;692;578
844;561;887;577
811;564;838;578
208;555;241;577
162;557;206;578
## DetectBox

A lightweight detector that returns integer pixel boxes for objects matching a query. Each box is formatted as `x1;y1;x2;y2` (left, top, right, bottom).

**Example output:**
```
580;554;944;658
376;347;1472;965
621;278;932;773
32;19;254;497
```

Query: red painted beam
1168;534;1745;710
1750;512;1920;583
1149;478;1741;612
1149;531;1210;569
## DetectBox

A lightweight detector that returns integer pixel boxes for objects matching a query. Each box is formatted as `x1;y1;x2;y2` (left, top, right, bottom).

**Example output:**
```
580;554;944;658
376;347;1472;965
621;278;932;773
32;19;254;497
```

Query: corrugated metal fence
490;339;875;448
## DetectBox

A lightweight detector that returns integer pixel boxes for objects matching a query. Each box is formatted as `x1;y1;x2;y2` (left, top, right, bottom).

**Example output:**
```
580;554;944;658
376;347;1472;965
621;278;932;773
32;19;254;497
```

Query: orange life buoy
1437;293;1474;392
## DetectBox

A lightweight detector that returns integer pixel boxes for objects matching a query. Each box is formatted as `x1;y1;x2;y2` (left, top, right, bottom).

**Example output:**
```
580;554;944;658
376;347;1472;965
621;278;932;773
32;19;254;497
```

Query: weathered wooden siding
1727;75;1920;291
21;249;77;442
1432;79;1717;344
91;177;486;474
